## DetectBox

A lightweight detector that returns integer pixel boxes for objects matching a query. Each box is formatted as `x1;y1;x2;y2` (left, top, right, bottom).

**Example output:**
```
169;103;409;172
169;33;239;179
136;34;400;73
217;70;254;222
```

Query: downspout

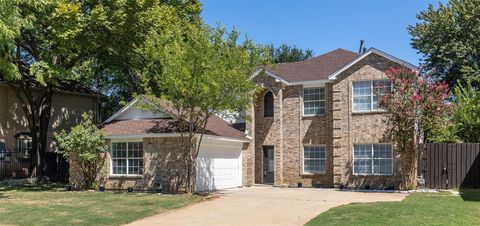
298;86;302;178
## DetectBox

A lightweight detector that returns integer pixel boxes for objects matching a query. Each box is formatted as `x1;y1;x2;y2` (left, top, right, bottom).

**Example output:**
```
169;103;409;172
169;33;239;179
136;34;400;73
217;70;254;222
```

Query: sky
201;0;446;66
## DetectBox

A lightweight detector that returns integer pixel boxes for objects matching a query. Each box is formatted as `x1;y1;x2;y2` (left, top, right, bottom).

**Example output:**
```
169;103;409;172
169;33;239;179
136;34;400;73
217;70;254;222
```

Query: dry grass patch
0;184;201;226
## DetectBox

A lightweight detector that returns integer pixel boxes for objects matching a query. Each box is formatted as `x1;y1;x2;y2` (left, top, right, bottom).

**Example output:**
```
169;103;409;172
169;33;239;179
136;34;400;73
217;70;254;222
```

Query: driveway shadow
459;189;480;202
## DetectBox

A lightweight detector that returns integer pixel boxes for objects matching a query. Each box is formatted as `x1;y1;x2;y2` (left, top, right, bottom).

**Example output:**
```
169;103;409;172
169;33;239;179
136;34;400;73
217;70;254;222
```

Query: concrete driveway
127;186;407;226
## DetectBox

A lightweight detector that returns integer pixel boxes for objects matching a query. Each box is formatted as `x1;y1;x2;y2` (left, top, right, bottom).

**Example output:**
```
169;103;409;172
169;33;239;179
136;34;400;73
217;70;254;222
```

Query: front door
263;146;274;184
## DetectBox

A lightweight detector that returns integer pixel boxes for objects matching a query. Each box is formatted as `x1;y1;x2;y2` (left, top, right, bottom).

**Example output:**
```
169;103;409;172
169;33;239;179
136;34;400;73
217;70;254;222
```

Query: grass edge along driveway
306;189;480;226
0;184;202;226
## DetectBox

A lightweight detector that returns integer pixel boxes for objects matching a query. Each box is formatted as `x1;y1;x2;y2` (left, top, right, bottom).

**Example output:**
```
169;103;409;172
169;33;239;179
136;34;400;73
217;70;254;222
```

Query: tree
377;67;451;189
268;44;314;63
54;113;108;189
140;24;260;192
431;82;480;143
0;0;98;178
409;0;480;88
0;0;201;178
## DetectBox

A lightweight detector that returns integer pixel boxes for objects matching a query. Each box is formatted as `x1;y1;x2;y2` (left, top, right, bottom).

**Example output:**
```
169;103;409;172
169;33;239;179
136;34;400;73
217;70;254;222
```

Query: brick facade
70;137;190;192
248;53;408;189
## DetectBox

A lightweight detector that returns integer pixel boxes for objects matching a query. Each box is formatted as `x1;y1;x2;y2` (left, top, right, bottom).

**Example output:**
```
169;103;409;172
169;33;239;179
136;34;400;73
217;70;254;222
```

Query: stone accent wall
332;53;405;188
252;74;284;185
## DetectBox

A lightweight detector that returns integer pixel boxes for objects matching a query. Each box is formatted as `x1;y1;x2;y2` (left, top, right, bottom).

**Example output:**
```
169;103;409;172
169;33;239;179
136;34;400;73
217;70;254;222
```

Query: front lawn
0;184;201;226
306;190;480;226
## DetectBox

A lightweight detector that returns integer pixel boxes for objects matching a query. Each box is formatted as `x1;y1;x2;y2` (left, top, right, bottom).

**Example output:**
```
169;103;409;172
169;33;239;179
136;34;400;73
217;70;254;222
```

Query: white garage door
196;144;242;192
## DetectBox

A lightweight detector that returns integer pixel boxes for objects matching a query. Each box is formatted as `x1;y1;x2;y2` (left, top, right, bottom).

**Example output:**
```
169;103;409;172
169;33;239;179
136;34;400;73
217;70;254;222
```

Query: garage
196;141;243;191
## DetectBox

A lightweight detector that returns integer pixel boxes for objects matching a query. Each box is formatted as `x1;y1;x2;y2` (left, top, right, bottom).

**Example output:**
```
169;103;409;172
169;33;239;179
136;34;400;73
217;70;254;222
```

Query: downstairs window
303;145;326;174
111;142;144;176
353;143;392;175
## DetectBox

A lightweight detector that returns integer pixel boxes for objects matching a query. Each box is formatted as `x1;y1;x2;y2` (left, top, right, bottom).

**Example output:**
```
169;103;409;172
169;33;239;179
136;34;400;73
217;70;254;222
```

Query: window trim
302;86;326;117
351;79;391;113
352;143;393;176
0;142;5;159
302;145;327;175
16;139;32;157
110;139;144;177
263;91;274;118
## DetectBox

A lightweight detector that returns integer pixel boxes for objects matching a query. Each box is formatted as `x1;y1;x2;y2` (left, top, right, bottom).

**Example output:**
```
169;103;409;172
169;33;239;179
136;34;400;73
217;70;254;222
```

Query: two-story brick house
245;48;417;189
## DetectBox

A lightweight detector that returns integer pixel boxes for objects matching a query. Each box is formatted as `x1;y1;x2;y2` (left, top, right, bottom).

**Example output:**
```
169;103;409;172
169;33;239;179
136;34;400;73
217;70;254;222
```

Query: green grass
0;184;202;226
306;190;480;226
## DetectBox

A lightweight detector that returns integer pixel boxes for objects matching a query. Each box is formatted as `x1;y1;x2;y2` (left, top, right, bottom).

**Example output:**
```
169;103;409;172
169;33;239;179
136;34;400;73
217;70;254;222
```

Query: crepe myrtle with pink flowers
375;67;452;189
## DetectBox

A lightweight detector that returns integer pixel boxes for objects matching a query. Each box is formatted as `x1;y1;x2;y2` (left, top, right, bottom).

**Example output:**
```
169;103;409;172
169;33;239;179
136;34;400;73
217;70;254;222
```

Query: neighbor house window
16;138;32;158
352;80;391;112
303;145;326;174
303;87;326;115
111;142;144;176
15;133;32;158
264;91;274;117
0;142;5;159
353;143;392;175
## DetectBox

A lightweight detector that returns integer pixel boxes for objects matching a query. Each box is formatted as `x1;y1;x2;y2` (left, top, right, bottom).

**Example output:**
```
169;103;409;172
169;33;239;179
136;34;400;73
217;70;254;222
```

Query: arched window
264;91;274;117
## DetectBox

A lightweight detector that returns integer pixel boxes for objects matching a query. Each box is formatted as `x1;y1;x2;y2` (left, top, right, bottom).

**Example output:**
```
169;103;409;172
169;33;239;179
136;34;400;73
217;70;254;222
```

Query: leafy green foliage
140;23;260;192
54;113;107;189
0;0;202;177
409;0;480;88
268;44;314;63
431;82;480;143
377;67;451;188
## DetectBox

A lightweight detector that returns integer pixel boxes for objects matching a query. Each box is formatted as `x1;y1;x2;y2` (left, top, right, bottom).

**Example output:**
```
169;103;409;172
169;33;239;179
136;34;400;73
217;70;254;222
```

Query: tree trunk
17;86;54;181
400;141;419;190
188;150;197;193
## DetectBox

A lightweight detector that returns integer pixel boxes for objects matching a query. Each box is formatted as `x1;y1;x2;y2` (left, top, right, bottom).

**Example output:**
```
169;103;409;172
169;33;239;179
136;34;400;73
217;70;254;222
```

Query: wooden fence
418;143;480;189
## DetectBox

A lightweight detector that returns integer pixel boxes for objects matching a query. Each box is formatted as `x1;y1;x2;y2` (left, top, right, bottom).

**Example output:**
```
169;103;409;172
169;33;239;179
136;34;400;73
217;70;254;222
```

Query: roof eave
106;133;249;143
250;67;290;85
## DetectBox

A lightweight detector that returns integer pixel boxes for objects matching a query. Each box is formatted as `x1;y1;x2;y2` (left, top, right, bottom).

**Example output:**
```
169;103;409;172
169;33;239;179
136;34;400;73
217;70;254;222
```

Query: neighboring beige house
245;48;417;189
0;80;102;153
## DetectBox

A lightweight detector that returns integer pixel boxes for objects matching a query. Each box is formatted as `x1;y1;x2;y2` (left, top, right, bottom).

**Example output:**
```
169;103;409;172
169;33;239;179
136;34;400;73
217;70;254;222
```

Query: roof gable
328;48;418;80
104;96;174;123
103;96;247;140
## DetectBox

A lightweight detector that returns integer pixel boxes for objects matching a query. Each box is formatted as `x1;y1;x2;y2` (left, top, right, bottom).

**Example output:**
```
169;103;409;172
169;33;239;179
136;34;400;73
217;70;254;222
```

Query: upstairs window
353;80;391;112
303;87;326;116
263;91;274;117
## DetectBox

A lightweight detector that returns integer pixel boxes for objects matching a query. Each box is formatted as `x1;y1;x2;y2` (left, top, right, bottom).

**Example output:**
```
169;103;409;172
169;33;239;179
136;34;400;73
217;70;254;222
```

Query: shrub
54;113;108;189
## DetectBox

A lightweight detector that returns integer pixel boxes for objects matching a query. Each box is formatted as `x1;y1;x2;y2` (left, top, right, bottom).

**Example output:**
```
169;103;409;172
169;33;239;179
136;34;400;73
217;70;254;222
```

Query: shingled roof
267;48;359;82
103;96;247;141
0;76;103;97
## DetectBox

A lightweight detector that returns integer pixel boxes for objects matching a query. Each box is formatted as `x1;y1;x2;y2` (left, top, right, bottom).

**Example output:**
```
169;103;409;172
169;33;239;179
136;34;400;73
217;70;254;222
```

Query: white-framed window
0;142;5;159
111;142;144;176
16;138;32;158
352;80;391;112
303;87;326;116
353;143;393;175
303;145;326;174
